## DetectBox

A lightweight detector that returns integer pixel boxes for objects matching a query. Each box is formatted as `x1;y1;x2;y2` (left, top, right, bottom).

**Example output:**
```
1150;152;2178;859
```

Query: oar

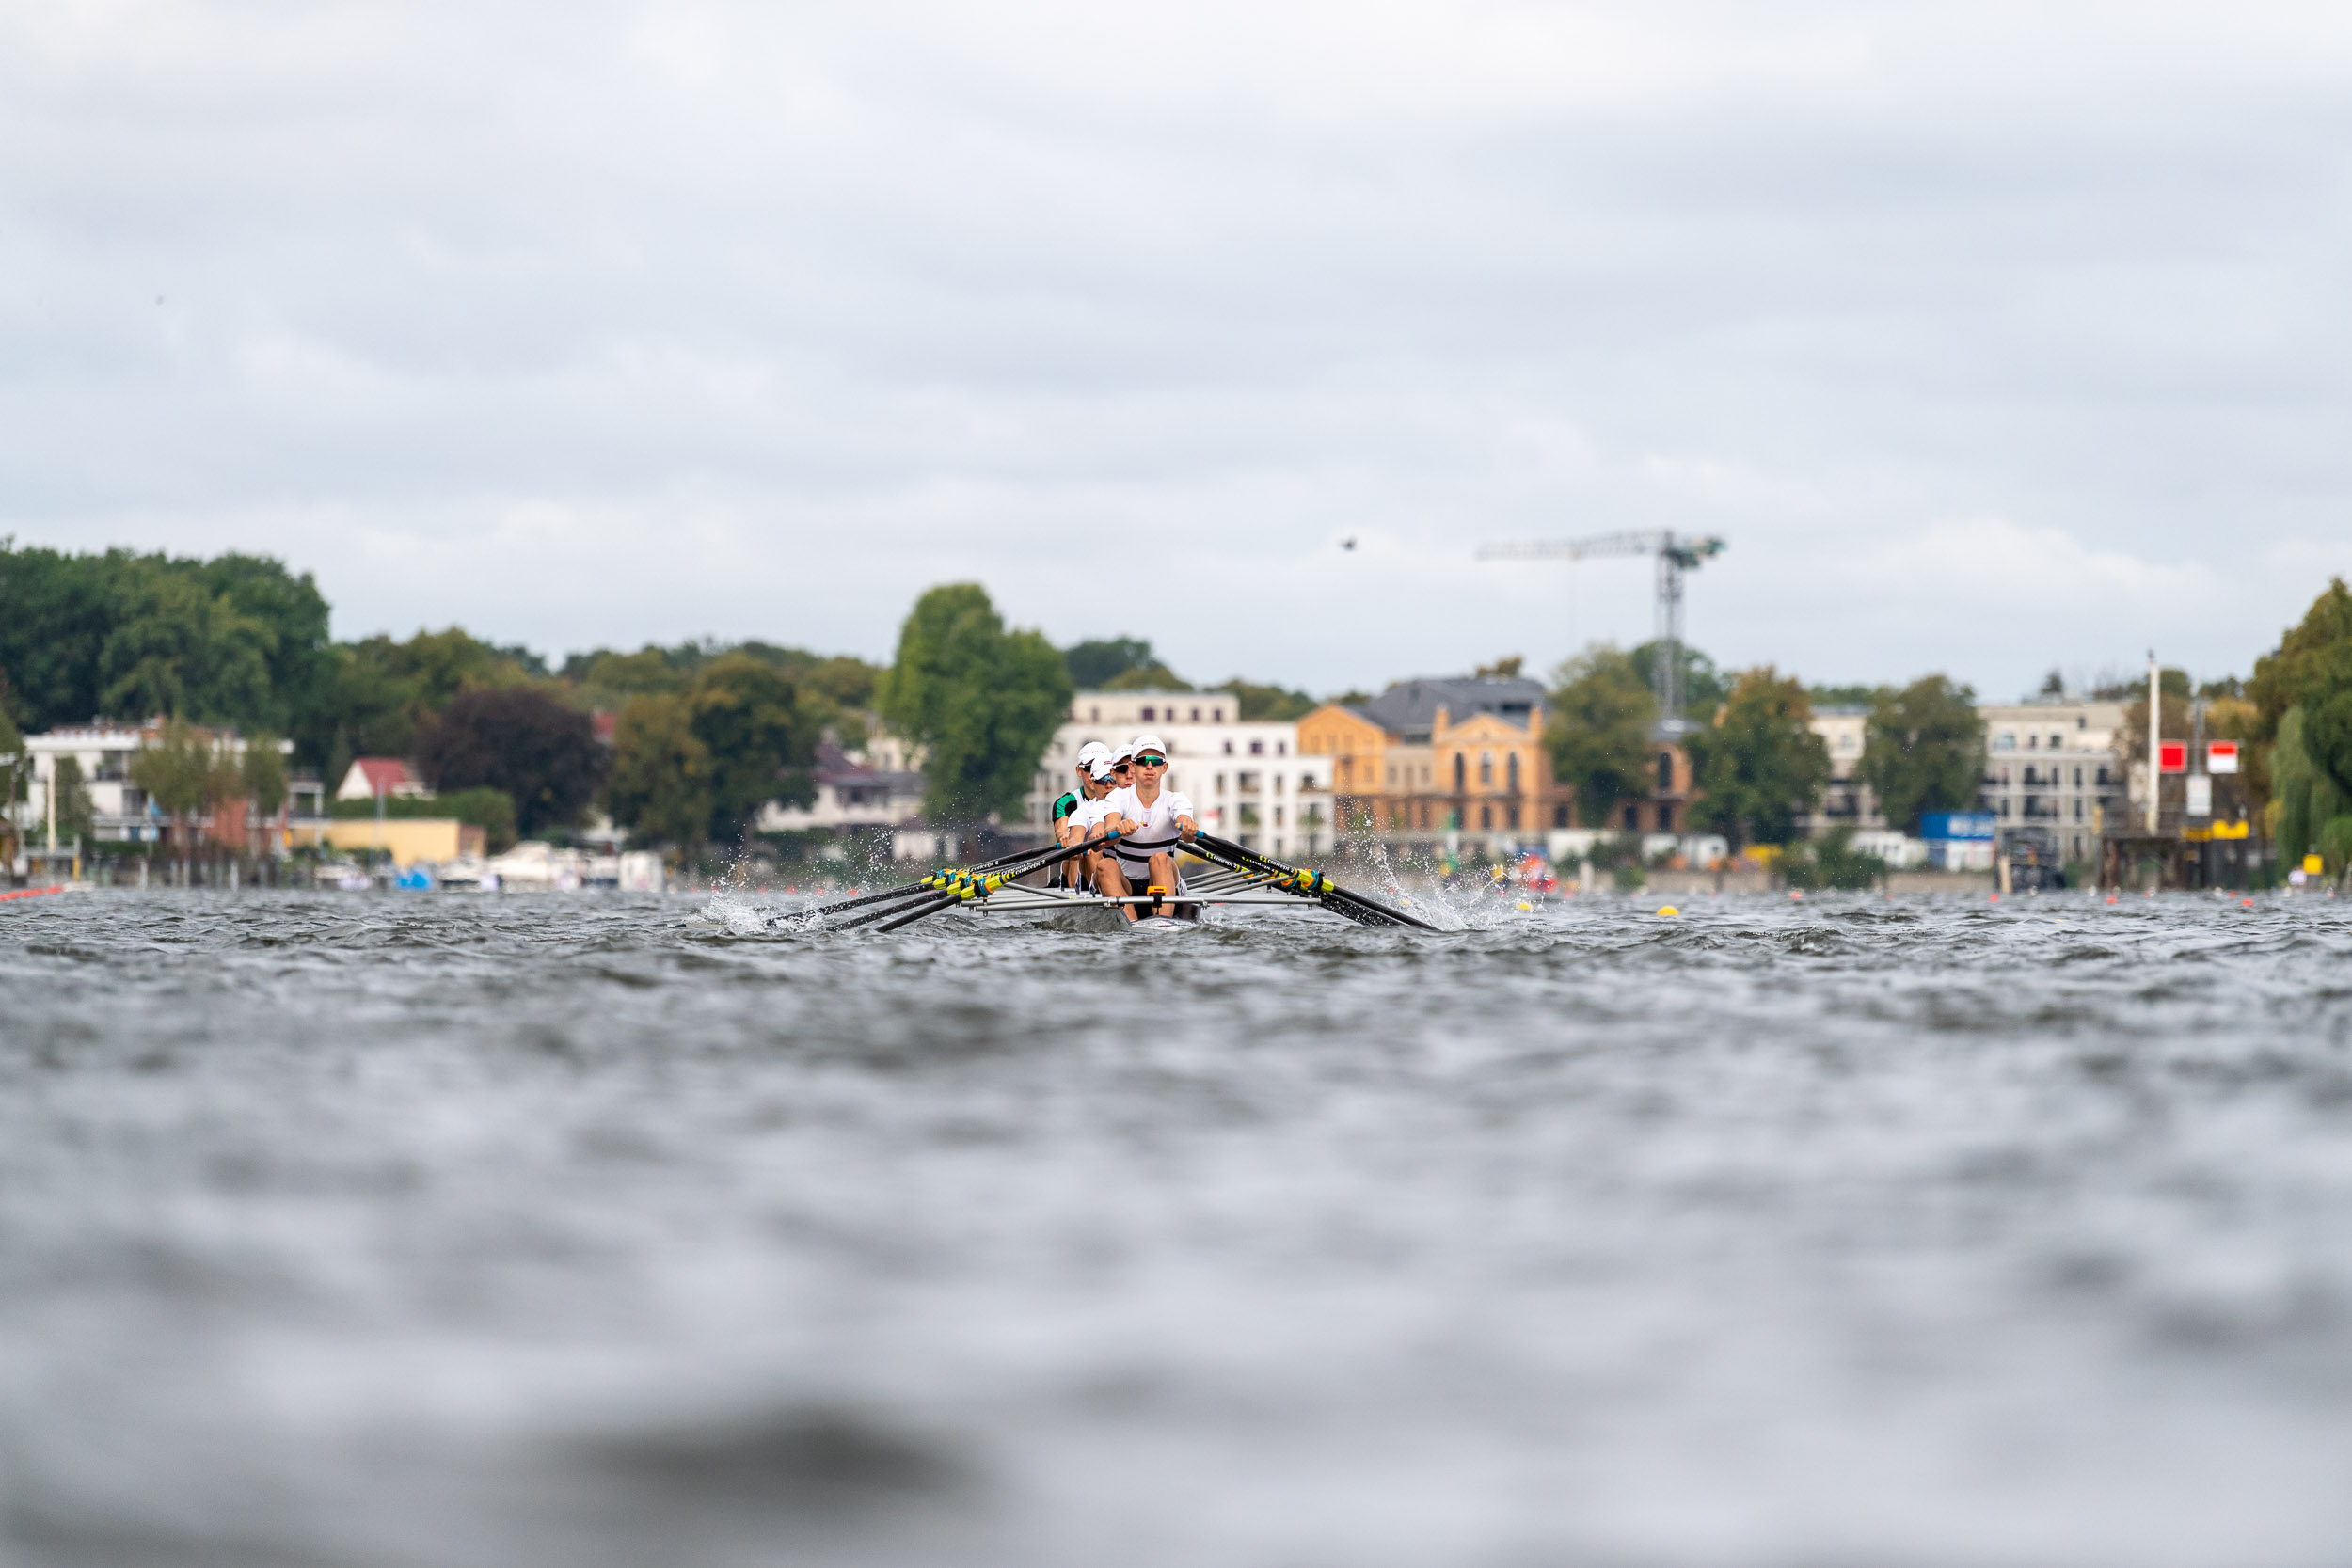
802;837;1073;920
1177;837;1390;926
821;836;1099;931
1188;837;1410;928
871;832;1125;933
1187;832;1441;931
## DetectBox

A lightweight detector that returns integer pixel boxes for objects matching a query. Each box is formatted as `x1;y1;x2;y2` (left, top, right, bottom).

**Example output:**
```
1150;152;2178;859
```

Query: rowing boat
784;831;1441;934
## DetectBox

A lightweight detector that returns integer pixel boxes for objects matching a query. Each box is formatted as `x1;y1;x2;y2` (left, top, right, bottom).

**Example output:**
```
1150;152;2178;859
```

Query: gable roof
1351;677;1546;742
338;757;421;799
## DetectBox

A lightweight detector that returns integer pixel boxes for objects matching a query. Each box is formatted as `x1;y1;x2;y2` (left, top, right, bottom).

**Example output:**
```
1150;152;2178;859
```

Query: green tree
1858;675;1985;833
2272;705;2345;865
1627;641;1729;719
879;584;1073;823
0;542;329;739
686;654;818;843
241;733;289;818
2249;578;2352;808
604;694;714;850
49;754;97;846
2319;814;2352;877
129;719;218;862
1211;678;1317;721
1686;668;1831;849
0;699;22;857
1545;646;1657;827
1065;637;1159;689
307;626;544;779
415;687;607;837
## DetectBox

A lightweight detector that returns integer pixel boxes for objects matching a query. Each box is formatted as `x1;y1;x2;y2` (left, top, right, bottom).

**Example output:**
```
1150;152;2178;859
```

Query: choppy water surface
6;888;2352;1567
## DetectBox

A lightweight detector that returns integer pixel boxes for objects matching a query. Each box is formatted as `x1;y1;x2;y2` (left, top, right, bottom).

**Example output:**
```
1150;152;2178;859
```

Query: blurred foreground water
4;889;2352;1567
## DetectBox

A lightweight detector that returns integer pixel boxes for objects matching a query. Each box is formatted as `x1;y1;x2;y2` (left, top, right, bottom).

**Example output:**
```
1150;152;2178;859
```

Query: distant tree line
1542;641;1988;847
18;535;2343;865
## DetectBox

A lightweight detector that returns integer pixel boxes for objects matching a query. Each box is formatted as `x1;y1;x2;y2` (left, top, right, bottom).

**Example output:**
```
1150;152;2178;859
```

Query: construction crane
1475;531;1726;735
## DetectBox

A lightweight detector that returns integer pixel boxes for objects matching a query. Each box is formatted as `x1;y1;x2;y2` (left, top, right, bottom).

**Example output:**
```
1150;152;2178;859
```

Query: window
1994;734;2014;751
1657;752;1675;793
2074;798;2084;820
2074;768;2083;788
1277;741;1287;755
1191;707;1201;721
1274;776;1284;794
2050;735;2062;750
1213;707;1224;721
1249;739;1264;756
1089;706;1100;721
1300;773;1315;788
1506;803;1520;829
1215;773;1226;792
1480;804;1492;829
1141;706;1155;721
1454;753;1467;793
1553;804;1569;828
1623;804;1639;831
1479;752;1494;786
1507;753;1520;794
1222;739;1233;755
1274;806;1284;826
2027;734;2039;750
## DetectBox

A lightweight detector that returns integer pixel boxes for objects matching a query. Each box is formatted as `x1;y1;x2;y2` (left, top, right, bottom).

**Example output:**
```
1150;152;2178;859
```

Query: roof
1348;676;1547;741
338;757;425;800
348;758;415;790
812;740;922;791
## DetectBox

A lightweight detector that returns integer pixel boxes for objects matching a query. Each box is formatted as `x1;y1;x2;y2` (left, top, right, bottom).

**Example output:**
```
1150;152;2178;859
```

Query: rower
1052;742;1113;839
1056;747;1120;887
1099;734;1197;920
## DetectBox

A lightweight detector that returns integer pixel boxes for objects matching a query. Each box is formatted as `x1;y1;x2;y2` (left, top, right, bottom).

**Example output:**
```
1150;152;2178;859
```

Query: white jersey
1103;785;1196;867
1067;793;1120;832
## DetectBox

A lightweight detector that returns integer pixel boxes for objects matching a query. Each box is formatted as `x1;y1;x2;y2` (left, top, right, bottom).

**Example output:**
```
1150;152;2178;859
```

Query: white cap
1076;741;1111;766
1109;739;1136;764
1086;758;1116;782
1130;734;1167;759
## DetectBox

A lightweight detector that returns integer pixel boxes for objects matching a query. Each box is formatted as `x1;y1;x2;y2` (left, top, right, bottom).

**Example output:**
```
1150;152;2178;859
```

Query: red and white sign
2158;741;2188;774
2208;740;2240;773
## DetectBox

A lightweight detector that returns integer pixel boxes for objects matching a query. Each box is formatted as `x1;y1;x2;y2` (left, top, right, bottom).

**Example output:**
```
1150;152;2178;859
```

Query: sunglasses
1136;754;1168;767
1111;761;1134;772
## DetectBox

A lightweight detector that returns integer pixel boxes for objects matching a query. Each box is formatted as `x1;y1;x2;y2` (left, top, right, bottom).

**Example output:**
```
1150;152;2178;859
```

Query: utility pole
2146;651;2160;836
1476;531;1727;736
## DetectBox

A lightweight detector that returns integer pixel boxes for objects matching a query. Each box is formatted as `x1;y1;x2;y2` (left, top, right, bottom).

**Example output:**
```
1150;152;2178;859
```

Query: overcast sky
4;0;2348;698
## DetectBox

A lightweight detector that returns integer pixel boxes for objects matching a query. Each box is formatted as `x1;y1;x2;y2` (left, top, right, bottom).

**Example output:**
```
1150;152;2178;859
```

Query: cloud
3;0;2350;694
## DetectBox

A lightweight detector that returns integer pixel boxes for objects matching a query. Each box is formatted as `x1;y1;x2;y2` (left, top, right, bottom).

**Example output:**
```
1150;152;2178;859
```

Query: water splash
696;848;775;935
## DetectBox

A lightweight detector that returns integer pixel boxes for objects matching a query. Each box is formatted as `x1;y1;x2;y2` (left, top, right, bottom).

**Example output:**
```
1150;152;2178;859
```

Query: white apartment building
1023;689;1330;858
8;723;313;847
1804;706;1889;834
1976;699;2127;866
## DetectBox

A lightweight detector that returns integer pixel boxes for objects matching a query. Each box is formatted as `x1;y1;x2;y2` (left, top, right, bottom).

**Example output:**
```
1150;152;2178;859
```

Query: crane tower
1475;531;1726;736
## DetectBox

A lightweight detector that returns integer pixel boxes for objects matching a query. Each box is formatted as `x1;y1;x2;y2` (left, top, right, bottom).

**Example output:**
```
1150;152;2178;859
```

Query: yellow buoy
1516;900;1532;911
1657;906;1679;917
